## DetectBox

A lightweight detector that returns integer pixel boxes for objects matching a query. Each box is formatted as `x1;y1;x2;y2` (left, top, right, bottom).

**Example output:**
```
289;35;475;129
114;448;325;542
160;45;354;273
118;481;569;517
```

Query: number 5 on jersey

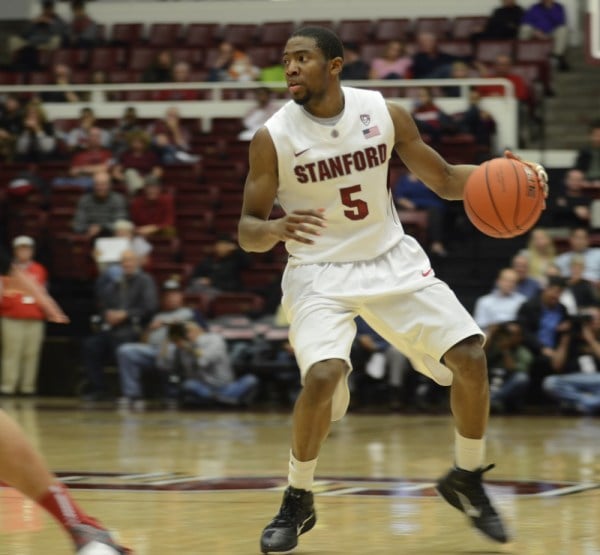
340;185;369;221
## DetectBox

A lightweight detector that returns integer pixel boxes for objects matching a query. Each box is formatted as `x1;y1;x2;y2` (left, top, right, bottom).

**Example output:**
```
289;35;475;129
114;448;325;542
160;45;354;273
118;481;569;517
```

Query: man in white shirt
554;227;600;283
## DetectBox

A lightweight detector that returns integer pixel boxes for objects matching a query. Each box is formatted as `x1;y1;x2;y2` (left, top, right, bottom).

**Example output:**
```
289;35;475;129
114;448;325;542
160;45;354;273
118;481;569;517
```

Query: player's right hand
272;209;326;245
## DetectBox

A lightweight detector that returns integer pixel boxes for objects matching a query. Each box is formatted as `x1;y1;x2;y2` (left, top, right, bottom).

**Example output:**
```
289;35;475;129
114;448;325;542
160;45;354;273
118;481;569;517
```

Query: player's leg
0;410;130;553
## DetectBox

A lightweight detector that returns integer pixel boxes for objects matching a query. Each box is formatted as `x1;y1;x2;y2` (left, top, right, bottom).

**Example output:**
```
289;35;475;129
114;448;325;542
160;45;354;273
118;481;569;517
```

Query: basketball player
0;248;130;554
238;27;548;554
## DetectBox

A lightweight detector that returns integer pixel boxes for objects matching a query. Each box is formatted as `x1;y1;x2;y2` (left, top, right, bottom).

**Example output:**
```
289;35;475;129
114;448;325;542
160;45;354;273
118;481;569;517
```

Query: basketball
463;157;545;239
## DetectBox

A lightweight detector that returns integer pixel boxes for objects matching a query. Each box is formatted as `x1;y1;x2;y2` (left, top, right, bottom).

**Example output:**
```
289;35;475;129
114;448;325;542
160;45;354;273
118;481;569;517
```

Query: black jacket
516;296;569;354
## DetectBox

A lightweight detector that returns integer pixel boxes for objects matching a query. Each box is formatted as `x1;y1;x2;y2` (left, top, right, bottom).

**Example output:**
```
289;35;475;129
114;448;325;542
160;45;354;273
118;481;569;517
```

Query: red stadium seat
128;47;158;71
184;23;220;48
438;40;473;58
258;21;295;46
515;39;553;62
172;48;205;69
298;20;335;31
49;48;86;68
111;23;145;46
452;16;488;39
372;19;412;43
147;23;182;46
51;185;85;210
475;40;515;63
209;292;265;318
108;69;140;84
0;72;22;85
337;20;373;44
27;71;52;85
246;46;280;68
89;47;126;71
221;24;258;48
359;43;383;65
414;17;451;38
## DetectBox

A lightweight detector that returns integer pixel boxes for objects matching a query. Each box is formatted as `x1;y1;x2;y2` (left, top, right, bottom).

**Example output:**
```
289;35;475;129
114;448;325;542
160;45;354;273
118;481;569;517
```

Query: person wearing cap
0;236;48;395
116;278;196;409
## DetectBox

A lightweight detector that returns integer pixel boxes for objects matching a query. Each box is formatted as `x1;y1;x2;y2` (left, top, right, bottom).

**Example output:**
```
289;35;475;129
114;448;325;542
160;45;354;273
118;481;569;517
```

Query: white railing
0;78;517;148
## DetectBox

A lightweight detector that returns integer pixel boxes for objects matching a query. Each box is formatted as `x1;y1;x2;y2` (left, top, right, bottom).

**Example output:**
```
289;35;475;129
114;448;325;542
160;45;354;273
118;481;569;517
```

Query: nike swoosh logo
421;268;433;277
456;491;482;518
294;148;311;157
297;514;313;534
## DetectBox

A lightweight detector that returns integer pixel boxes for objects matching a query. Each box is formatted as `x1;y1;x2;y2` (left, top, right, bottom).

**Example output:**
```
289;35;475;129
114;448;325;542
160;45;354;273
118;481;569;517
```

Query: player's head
283;26;344;106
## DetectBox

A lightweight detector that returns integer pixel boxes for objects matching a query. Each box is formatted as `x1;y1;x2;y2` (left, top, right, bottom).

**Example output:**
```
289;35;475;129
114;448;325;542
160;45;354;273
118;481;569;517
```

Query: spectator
69;0;99;47
369;40;412;80
8;0;68;69
517;276;571;397
66;107;111;151
0;236;48;395
476;55;531;104
519;0;569;71
393;172;448;256
411;87;458;144
154;61;199;101
40;63;82;103
472;0;525;41
565;255;599;311
238;87;278;141
67;126;114;188
545;262;577;315
411;32;457;79
441;60;474;97
340;42;370;81
511;253;542;300
112;130;163;194
72;171;128;238
94;219;152;281
170;321;259;407
82;249;158;401
148;107;198;164
453;88;497;150
574;120;600;183
130;181;175;238
473;268;527;332
208;41;259;82
554;227;600;283
485;322;533;413
518;228;556;283
116;278;195;409
15;101;56;163
0;95;24;161
187;234;249;298
111;106;144;155
543;307;600;414
142;50;173;83
551;169;591;228
87;70;114;103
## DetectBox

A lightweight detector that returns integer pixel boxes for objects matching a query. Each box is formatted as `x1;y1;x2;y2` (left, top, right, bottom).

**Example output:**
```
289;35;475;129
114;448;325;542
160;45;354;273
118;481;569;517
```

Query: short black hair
547;275;567;289
291;26;344;61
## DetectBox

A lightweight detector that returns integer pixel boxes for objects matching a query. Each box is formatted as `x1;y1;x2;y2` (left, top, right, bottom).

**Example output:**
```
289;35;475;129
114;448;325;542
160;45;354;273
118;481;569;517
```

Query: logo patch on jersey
363;125;381;139
360;114;371;126
294;148;311;157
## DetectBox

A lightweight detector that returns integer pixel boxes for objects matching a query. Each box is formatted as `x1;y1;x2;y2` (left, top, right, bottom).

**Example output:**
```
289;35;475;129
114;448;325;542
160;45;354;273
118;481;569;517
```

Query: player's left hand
504;150;549;198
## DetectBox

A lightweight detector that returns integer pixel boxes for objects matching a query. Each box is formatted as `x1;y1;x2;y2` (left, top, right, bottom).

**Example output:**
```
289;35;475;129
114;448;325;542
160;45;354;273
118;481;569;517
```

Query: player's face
283;37;335;106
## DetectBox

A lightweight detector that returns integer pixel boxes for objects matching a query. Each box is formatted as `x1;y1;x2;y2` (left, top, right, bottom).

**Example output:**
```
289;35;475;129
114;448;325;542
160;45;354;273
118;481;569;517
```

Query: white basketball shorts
281;235;484;421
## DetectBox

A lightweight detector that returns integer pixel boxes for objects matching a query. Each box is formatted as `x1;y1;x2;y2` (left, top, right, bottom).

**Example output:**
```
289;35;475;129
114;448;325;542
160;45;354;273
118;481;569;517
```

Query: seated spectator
68;0;99;48
511;253;542;300
142;50;173;83
340;42;370;81
130;181;175;238
82;249;158;401
441;60;474;97
72;171;128;239
393;172;448;256
551;169;591;228
15;101;56;163
154;61;199;101
169;321;259;407
574;119;600;183
471;0;525;42
87;70;114;103
0;236;48;395
112;131;163;194
0;94;24;161
543;307;600;414
40;63;82;103
208;41;259;82
116;278;195;408
238;87;278;141
473;268;527;333
148;107;198;164
9;0;68;70
545;262;577;315
111;106;144;155
66;107;111;151
411;87;459;144
66;126;114;188
453;88;496;150
519;0;569;71
94;219;152;281
485;322;533;413
518;227;556;284
565;255;599;311
187;234;249;298
411;32;458;79
554;227;600;284
476;55;531;104
369;40;412;80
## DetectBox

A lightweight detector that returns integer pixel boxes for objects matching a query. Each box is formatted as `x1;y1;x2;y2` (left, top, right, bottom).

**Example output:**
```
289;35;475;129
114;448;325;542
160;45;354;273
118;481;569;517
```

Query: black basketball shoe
436;464;509;543
260;486;317;554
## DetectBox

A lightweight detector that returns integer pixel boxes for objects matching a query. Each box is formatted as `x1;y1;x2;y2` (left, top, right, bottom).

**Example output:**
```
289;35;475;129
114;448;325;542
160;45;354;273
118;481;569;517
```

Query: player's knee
444;337;486;381
304;359;346;403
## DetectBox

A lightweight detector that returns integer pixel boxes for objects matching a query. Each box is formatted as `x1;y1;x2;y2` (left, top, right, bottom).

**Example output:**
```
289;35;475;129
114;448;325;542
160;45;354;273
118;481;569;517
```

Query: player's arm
238;127;325;252
387;101;475;201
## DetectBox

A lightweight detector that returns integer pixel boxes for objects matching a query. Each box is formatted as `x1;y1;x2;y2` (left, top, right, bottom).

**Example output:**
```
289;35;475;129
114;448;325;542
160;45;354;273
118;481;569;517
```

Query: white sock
454;430;485;471
288;450;317;491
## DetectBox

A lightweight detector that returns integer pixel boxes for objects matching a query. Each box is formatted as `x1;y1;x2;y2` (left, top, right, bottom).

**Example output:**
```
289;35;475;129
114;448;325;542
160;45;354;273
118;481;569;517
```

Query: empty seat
337;20;373;44
221;24;258;48
27;71;52;85
111;23;144;46
413;17;451;38
0;72;21;85
147;23;182;46
172;48;205;69
184;23;220;48
258;21;295;46
438;40;473;58
372;18;412;42
88;47;126;71
475;40;514;63
246;46;280;68
209;292;265;318
49;48;85;68
452;16;488;40
359;43;383;65
128;47;158;71
515;39;553;62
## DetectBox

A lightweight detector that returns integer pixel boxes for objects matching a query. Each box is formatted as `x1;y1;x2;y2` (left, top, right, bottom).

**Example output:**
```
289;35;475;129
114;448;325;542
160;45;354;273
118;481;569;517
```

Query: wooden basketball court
1;398;599;554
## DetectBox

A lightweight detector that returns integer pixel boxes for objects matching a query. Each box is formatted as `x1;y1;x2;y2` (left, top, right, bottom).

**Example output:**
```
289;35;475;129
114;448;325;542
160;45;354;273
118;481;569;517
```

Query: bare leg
292;359;346;461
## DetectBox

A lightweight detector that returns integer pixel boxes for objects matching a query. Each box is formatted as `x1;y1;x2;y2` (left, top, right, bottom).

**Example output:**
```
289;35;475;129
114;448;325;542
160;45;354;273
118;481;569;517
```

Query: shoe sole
260;513;316;554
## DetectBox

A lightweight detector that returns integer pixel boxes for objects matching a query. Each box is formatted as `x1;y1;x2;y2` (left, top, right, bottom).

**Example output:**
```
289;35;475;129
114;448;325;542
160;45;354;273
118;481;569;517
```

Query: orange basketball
463;157;545;239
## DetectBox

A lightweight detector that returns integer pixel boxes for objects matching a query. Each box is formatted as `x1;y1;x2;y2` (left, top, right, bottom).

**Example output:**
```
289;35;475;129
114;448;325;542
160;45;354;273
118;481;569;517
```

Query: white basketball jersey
265;86;404;265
